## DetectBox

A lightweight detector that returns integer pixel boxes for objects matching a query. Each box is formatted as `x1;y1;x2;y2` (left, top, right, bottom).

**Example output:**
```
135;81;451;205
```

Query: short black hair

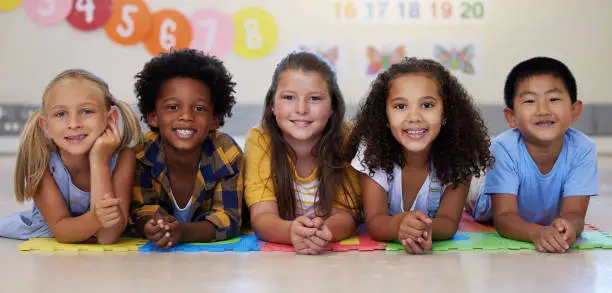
134;48;237;132
504;56;577;109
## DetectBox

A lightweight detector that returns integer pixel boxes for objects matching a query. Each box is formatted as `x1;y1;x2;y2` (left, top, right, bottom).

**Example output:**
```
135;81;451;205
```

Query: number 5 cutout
23;0;72;25
66;0;112;31
189;9;234;58
144;9;192;56
103;0;151;45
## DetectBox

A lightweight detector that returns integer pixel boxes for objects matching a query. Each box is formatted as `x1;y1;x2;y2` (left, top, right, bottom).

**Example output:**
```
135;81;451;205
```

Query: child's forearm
178;221;216;243
324;211;356;242
431;216;460;240
252;213;293;244
89;161;124;242
560;212;585;235
52;211;100;243
495;213;543;242
366;213;408;242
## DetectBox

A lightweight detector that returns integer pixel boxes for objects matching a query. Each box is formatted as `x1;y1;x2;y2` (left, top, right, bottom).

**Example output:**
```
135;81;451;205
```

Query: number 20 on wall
333;0;485;22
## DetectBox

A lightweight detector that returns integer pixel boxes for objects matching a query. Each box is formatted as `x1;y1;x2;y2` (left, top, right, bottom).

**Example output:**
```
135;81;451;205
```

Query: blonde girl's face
386;73;444;156
272;69;333;147
39;79;113;156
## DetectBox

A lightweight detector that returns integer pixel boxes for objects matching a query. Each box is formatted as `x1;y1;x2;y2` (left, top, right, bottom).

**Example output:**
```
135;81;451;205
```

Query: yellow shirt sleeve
244;126;277;206
331;164;362;219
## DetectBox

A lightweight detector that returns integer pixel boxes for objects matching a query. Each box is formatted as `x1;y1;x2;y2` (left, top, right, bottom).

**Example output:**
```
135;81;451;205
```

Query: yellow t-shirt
244;125;361;219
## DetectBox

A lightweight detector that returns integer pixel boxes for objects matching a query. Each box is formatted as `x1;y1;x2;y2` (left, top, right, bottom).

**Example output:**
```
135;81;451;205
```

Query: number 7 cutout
103;0;151;45
23;0;72;26
66;0;112;31
190;9;234;58
144;9;192;57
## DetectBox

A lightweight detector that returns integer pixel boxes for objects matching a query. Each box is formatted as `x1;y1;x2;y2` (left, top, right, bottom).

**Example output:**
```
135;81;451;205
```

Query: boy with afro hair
131;48;244;249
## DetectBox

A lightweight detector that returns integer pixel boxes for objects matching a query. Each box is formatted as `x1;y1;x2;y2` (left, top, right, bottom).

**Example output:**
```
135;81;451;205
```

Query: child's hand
160;217;181;249
532;225;570;253
144;216;180;249
290;216;318;255
398;210;432;254
307;217;332;253
93;193;121;229
90;120;121;163
552;218;577;247
143;215;166;244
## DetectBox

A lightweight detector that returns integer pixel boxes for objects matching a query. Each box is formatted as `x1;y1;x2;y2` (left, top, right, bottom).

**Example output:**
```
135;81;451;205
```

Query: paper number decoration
189;9;234;58
232;7;278;59
144;9;192;56
66;0;112;31
103;0;151;45
23;0;72;25
0;0;24;11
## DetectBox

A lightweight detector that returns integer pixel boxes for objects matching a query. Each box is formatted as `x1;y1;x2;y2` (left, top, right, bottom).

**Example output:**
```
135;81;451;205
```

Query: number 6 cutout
103;0;151;45
189;9;234;58
23;0;72;25
66;0;112;31
144;9;192;56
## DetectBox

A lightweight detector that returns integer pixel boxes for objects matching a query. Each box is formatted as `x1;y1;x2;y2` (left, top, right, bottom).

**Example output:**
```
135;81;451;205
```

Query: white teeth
292;121;310;126
405;129;426;135
174;129;195;138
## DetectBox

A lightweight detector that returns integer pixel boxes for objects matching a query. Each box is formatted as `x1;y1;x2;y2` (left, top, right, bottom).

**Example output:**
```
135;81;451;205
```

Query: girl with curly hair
346;57;493;254
244;51;360;255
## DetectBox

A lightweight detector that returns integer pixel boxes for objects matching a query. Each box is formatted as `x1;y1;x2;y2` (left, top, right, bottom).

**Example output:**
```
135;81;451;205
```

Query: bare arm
91;148;135;244
324;207;356;242
360;174;408;241
492;193;543;242
431;182;468;240
249;201;293;244
559;196;590;236
33;169;99;243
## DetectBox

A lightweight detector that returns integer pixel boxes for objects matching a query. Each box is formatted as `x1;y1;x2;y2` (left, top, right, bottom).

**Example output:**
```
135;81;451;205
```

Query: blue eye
81;108;94;115
55;111;65;118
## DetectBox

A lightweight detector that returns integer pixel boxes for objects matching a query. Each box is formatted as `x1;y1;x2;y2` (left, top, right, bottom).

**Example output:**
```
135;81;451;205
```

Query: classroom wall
0;0;610;145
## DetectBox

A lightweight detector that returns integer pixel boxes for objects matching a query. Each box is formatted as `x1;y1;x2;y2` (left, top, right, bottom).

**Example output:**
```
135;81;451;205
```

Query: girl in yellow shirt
244;51;360;255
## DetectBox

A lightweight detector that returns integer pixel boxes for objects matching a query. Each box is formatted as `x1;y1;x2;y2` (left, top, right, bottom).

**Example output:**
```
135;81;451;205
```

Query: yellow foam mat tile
18;237;147;252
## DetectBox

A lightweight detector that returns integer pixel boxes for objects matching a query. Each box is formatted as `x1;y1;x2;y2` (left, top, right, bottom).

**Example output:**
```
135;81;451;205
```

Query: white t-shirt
350;144;446;217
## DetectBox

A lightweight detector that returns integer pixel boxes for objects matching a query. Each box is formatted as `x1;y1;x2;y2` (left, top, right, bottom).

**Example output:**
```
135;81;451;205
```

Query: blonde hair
14;69;143;203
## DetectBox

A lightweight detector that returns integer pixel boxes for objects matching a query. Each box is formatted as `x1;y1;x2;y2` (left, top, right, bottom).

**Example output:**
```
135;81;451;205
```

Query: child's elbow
96;235;120;245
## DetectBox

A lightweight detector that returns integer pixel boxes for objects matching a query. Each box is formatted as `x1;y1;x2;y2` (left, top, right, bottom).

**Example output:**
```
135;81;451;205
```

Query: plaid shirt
131;131;244;241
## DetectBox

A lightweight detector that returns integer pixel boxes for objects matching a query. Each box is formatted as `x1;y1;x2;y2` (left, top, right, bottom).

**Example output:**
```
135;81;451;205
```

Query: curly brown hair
346;57;493;187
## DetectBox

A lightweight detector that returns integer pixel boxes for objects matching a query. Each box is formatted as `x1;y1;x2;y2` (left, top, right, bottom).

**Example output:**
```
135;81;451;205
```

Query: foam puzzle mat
138;234;261;252
18;237;147;252
260;235;387;252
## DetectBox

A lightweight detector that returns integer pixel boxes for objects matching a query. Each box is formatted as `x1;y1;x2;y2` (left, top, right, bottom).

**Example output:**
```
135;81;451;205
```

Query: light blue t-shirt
483;128;598;225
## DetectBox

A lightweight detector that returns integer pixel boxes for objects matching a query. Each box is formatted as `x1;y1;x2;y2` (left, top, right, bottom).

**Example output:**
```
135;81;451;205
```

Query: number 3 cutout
103;0;151;45
189;9;234;58
144;9;192;56
23;0;72;25
66;0;112;31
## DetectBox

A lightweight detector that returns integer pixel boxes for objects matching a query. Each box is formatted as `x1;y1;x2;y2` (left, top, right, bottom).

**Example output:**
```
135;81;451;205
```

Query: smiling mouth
64;134;88;143
535;120;556;127
290;120;312;127
403;128;428;139
173;128;196;139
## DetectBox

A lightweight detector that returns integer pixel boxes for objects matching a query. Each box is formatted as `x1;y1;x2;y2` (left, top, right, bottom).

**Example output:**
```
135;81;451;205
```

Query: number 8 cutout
103;0;151;45
66;0;112;31
189;9;234;58
232;7;278;59
23;0;72;25
144;9;192;56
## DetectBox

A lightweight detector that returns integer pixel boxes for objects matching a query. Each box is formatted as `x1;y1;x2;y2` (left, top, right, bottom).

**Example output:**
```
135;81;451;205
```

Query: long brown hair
14;69;143;202
261;51;358;220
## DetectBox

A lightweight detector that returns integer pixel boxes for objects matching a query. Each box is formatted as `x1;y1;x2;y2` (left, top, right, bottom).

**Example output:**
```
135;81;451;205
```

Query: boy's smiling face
147;77;218;153
504;74;582;147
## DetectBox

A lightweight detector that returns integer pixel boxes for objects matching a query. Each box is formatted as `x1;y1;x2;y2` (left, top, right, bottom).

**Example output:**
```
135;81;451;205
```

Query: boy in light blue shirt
467;56;598;253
